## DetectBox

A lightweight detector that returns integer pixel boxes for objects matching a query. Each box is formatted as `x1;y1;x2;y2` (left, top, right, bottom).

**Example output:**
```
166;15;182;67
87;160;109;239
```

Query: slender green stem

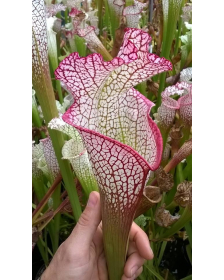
32;97;45;138
185;221;192;248
33;67;82;222
158;241;167;265
39;236;54;258
144;263;165;280
150;208;155;239
176;163;184;184
64;9;68;24
103;220;129;280
183;155;192;181
32;177;47;203
157;0;182;109
51;182;61;253
106;1;119;40
181;125;191;146
97;0;103;34
33;0;82;240
102;196;137;280
174;0;185;56
185;244;192;265
74;35;87;57
37;238;48;266
56;31;63;104
44;229;49;264
96;45;113;61
56;80;63;104
32;106;42;127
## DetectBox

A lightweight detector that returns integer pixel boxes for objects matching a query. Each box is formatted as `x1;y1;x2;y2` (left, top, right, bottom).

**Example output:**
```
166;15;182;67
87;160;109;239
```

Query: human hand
41;191;154;280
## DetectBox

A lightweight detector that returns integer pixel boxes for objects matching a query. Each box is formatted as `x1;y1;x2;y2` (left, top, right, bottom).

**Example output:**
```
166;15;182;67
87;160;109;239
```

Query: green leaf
144;264;165;280
134;214;149;229
186;244;192;265
183;155;192;180
181;275;192;280
158;241;167;265
185;221;192;248
157;0;183;108
74;35;87;57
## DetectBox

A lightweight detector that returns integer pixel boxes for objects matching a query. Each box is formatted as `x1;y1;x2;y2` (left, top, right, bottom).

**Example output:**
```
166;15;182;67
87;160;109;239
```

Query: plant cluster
32;0;192;279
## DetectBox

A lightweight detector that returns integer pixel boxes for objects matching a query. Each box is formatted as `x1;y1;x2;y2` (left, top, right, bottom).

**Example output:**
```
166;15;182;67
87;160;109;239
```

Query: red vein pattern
40;137;60;183
32;0;48;83
158;82;192;128
69;7;82;17
123;0;148;28
55;28;171;213
55;26;172;279
32;141;44;179
45;3;66;18
107;0;125;16
77;26;106;54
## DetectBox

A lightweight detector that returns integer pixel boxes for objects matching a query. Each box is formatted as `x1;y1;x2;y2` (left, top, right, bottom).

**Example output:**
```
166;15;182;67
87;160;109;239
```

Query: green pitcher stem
79;175;99;197
32;99;46;138
102;196;136;280
97;0;103;34
103;219;130;280
106;1;120;40
51;182;61;253
157;0;183;109
181;125;191;145
56;79;63;104
32;56;82;221
37;238;48;266
32;177;46;202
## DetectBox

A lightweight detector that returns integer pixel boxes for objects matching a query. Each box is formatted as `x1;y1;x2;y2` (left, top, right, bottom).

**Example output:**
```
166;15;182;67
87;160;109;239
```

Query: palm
89;226;108;280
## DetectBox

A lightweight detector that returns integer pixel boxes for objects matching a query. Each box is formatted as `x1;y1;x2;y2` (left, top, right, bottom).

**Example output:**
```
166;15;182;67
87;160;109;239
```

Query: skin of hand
42;191;154;280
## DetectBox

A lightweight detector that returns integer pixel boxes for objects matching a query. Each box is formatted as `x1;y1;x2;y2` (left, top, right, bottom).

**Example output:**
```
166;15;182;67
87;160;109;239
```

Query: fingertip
130;223;154;260
141;238;154;260
87;191;100;208
148;246;154;260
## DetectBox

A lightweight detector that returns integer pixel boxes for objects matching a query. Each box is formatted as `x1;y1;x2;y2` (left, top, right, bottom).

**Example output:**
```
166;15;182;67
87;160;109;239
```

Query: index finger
129;222;154;260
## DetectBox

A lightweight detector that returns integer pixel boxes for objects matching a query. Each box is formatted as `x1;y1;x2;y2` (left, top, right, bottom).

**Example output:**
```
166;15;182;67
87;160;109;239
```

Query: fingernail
131;266;138;277
87;192;98;208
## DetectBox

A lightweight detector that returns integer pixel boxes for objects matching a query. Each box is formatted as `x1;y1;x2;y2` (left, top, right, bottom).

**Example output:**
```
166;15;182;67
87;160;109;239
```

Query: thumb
69;191;101;250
